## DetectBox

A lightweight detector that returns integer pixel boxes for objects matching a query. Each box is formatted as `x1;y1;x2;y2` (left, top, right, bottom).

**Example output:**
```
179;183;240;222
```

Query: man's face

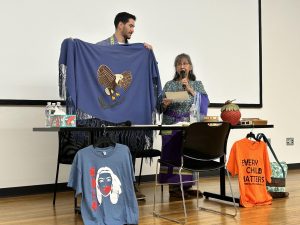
120;18;135;40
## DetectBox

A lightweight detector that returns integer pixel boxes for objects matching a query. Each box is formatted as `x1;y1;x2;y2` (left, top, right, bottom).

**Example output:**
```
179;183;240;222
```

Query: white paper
165;91;189;101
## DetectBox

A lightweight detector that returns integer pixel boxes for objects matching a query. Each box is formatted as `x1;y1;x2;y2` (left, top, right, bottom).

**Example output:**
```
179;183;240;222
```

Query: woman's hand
181;78;195;96
162;98;172;109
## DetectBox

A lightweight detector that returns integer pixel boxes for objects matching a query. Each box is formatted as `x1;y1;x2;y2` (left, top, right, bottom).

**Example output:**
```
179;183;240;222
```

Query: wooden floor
0;169;299;225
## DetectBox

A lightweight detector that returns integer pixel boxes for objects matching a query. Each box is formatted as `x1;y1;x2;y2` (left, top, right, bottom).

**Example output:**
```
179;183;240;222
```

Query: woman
158;53;209;198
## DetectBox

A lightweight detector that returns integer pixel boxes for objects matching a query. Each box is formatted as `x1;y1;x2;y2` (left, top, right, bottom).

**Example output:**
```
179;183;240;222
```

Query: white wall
0;0;260;105
0;0;299;188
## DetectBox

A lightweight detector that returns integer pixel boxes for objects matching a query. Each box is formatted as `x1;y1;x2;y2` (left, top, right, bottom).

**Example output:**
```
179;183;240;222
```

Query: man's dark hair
114;12;136;29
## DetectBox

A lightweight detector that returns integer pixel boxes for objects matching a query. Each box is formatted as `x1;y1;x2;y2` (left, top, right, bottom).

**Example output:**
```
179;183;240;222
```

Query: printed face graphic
98;172;112;196
95;167;122;206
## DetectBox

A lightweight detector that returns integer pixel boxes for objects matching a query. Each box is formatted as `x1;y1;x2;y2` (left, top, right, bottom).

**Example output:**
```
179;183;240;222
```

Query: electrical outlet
286;138;294;146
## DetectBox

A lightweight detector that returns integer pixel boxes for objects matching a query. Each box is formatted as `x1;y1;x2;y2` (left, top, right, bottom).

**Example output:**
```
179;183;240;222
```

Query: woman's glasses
176;62;190;67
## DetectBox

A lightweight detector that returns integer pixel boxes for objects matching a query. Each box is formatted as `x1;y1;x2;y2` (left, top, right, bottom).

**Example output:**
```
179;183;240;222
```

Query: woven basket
220;110;241;125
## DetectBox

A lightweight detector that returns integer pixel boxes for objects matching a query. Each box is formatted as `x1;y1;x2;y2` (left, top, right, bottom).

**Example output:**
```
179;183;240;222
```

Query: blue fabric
199;93;209;115
59;38;161;124
194;92;209;120
68;144;139;225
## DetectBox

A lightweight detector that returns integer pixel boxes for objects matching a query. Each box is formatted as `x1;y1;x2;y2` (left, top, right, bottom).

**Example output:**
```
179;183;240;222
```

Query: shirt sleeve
194;80;208;95
194;81;209;115
226;141;238;176
67;153;82;196
126;146;136;182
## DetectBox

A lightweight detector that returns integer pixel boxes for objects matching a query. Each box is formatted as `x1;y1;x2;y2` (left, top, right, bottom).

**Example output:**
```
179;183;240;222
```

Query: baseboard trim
286;163;300;170
0;183;72;198
1;163;299;198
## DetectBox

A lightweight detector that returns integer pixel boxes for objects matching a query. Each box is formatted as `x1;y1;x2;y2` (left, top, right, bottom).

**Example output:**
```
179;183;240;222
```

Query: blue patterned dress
160;80;207;124
158;79;209;185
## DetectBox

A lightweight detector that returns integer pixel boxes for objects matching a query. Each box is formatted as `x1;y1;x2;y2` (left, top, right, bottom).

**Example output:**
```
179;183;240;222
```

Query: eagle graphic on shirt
97;65;132;101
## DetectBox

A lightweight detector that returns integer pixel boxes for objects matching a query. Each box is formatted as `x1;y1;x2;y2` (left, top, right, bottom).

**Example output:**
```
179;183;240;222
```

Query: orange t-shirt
227;138;272;207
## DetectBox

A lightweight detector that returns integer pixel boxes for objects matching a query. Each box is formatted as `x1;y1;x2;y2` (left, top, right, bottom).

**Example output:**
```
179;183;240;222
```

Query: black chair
153;122;237;224
53;130;90;212
134;149;161;185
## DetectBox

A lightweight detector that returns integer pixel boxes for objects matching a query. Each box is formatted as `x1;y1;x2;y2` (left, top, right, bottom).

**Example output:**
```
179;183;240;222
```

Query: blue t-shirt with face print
68;144;138;225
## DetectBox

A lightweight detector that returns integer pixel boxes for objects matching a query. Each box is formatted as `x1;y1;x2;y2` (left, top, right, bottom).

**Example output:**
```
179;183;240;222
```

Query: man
96;12;153;200
97;12;152;49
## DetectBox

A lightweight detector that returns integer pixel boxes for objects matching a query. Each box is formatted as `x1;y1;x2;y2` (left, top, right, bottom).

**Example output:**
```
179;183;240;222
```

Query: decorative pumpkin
220;100;241;125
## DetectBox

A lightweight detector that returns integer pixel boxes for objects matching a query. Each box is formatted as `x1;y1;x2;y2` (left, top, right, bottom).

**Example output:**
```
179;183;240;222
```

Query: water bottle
189;103;198;123
56;101;61;109
54;102;60;115
50;103;56;115
54;101;65;115
45;102;55;127
44;102;52;127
